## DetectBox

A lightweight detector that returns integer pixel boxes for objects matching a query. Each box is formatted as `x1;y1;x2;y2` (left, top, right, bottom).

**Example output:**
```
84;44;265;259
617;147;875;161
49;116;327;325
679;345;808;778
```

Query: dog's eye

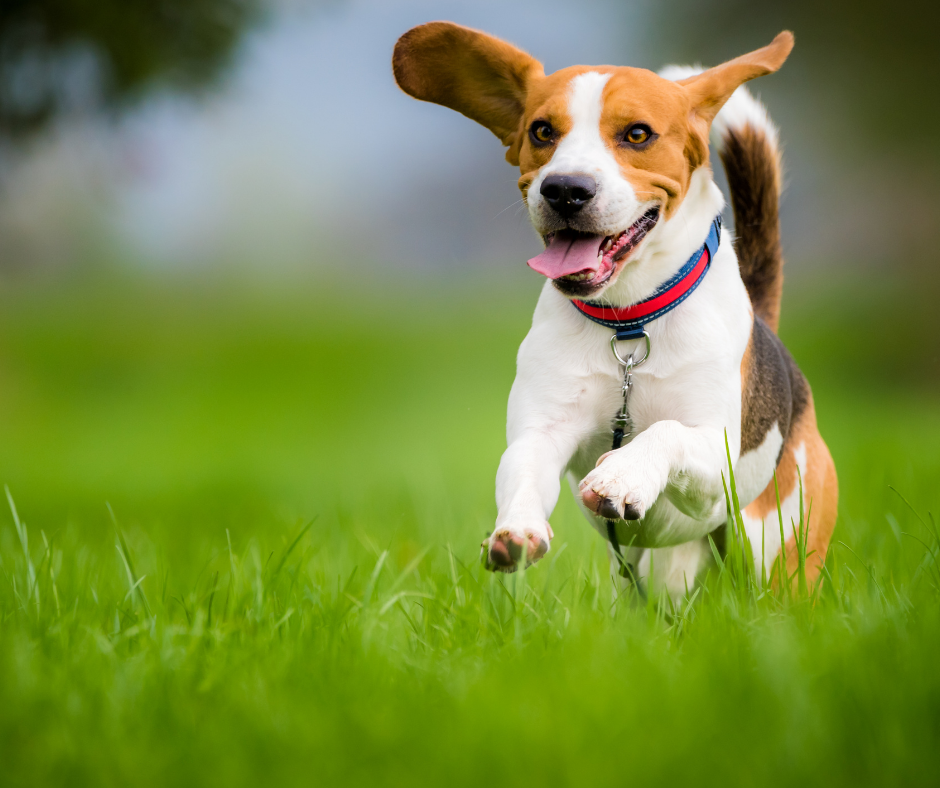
530;121;554;145
624;124;653;146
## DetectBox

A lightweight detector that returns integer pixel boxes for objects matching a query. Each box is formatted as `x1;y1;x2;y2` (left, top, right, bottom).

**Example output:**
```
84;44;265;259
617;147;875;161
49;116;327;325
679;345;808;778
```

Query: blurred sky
0;0;936;275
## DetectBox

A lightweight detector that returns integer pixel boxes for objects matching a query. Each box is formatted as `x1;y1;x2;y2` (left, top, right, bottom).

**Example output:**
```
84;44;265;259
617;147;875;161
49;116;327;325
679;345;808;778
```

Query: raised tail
712;86;785;332
661;66;786;333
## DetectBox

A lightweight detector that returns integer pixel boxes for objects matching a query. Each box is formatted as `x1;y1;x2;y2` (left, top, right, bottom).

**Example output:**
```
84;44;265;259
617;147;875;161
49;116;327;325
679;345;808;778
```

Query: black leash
605;423;638;582
605;335;648;590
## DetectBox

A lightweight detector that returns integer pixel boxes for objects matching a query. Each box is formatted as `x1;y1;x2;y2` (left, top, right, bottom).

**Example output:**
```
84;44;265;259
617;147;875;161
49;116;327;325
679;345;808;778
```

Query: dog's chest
566;366;694;478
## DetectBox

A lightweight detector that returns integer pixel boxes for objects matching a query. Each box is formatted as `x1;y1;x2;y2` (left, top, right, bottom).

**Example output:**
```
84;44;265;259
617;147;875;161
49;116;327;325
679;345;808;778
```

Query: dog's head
393;22;792;299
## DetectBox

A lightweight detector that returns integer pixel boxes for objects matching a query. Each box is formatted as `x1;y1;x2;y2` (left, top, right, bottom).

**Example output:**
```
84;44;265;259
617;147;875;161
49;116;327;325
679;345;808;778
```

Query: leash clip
609;331;650;440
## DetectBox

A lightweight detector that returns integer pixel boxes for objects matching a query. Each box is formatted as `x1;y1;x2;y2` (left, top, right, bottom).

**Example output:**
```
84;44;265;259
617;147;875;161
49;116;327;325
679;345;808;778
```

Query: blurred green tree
0;0;260;138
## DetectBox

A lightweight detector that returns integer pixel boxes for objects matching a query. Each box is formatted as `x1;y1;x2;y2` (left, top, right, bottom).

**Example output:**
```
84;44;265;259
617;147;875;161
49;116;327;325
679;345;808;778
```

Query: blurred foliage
653;0;940;157
0;0;260;138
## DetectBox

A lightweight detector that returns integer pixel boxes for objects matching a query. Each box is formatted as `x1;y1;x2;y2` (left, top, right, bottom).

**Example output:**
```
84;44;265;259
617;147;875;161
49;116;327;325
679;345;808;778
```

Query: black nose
540;173;597;218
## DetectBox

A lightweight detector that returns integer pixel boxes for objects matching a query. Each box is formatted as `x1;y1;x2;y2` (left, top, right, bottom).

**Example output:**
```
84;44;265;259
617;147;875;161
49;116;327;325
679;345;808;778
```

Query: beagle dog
393;22;837;596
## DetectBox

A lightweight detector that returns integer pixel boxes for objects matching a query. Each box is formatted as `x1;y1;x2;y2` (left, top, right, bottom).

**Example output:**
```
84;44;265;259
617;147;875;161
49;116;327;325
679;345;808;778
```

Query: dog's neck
598;168;726;308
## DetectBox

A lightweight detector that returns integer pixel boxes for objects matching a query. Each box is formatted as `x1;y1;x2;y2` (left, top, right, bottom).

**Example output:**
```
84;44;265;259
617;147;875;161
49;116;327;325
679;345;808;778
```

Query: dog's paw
482;520;553;573
579;449;663;522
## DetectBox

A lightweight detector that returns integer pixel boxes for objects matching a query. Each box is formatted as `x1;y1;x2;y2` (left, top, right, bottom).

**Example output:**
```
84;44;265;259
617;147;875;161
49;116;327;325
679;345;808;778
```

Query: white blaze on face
528;71;642;237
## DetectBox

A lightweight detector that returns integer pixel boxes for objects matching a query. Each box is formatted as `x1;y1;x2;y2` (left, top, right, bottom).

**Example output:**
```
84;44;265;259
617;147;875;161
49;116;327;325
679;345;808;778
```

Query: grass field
1;269;938;786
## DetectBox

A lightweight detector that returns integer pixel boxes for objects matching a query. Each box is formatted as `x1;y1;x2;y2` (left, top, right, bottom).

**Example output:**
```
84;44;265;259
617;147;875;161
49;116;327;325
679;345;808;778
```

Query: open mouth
527;207;660;294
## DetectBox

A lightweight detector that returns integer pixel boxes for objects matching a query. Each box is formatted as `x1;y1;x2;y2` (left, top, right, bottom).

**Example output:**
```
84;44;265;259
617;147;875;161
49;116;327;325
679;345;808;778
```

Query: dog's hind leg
741;397;838;590
611;539;711;604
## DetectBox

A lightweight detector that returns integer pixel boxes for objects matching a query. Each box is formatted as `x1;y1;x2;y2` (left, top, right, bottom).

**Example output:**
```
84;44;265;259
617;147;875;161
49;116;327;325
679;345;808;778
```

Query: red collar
572;216;721;340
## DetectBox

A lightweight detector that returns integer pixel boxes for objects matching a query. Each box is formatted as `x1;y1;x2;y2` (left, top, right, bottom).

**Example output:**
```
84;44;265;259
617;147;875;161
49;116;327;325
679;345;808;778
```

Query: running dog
393;22;837;596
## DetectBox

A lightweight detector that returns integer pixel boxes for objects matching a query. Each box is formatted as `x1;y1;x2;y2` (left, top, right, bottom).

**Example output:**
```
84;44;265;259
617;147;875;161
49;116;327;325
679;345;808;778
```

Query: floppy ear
679;31;794;126
393;21;544;165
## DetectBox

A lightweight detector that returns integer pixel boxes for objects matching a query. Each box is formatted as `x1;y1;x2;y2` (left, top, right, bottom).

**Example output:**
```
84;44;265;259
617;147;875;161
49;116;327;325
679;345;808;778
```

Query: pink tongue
527;231;606;279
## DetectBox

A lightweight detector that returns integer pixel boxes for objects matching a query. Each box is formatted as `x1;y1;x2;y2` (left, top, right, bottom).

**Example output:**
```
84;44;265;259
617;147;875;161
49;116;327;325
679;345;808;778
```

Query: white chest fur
500;174;757;550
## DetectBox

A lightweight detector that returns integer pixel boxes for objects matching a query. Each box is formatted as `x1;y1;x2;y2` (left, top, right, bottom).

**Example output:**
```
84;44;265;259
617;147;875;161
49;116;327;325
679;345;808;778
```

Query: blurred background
1;0;938;274
2;5;939;782
0;0;937;533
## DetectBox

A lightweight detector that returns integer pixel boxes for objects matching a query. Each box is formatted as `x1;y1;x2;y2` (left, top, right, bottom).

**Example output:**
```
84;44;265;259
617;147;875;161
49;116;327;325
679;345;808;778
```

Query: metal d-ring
610;331;651;368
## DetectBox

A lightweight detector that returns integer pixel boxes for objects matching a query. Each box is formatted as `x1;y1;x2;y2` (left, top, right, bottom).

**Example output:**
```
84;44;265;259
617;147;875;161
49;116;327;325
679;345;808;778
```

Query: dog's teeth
565;270;601;283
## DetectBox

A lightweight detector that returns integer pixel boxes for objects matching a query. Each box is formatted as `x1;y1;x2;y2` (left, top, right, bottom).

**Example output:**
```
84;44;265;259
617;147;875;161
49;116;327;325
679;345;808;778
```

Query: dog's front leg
483;430;576;571
579;420;730;532
483;340;595;572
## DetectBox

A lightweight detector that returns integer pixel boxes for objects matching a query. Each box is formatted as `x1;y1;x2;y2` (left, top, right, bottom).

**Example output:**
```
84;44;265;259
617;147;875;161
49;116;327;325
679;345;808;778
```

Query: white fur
484;69;787;599
742;442;806;581
735;423;784;505
489;176;752;578
657;64;705;82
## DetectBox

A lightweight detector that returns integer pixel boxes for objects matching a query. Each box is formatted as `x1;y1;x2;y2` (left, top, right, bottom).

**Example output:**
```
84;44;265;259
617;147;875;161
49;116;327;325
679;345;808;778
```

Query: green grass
0;271;938;787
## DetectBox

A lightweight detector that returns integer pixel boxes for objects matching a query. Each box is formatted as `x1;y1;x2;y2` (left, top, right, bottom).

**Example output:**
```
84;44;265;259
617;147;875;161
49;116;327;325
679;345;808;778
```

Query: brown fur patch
740;317;809;455
392;21;544;160
719;125;784;333
746;398;812;521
